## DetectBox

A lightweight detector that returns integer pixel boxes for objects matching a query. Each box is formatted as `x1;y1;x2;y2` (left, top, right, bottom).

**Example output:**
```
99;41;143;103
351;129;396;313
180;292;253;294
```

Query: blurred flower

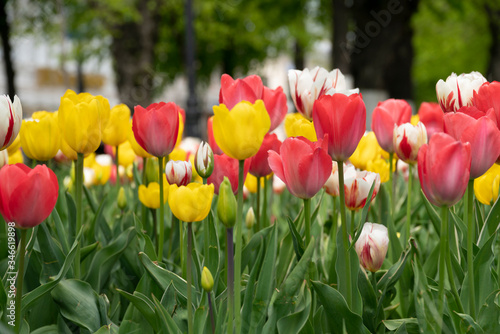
436;71;486;113
268;136;331;199
249;133;282;178
245;207;255;229
418;133;471;207
117;187;127;210
92;154;113;185
168;183;214;222
6;131;20;155
244;173;267;193
273;174;286;194
175;108;185;148
349;132;386;170
58;89;110;155
393;122;427;164
138;181;168;209
132;102;180;158
284;113;317;142
343;165;380;211
127;119;152;158
102;104;130;147
7;148;23;165
83;167;96;188
355;223;389;272
367;159;390;183
0;149;8;167
213;100;270;160
114;141;137;167
473;80;500;127
0;164;58;229
417;102;444;140
194;141;214;178
372;99;412;153
207;154;249;195
217;177;237;228
288;66;359;120
21;111;61;161
313;93;366;161
0;95;22;150
323;161;340;196
474;164;500;205
410;114;420;125
201;266;214;292
165;160;192;187
207;116;223;155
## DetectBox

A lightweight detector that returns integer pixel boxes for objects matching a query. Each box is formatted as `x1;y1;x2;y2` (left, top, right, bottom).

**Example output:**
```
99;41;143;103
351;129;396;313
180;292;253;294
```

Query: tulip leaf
37;223;65;283
85;226;137;292
276;286;311;334
242;238;264;333
241;225;273;273
133;214;157;262
357;269;381;332
93;325;119;334
420;190;441;236
29;325;59;334
477;194;500;247
50;210;70;255
194;300;209;334
312;280;371;334
51;279;104;332
80;241;99;261
152;294;182;334
287;216;304;261
454;312;484;333
117;289;159;332
382;318;419;331
477;290;500;333
377;238;413;296
275;226;295;287
64;192;77;244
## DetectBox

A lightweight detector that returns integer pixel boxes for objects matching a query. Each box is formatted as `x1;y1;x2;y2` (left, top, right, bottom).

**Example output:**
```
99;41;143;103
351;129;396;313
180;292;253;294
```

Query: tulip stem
446;227;464;314
180;217;185;277
203;177;210;266
15;228;27;334
350;210;355;237
466;180;476;318
115;145;120;187
141;158;149;234
187;223;194;334
338;161;352;307
304;198;311;245
388;153;394;215
168;212;177;260
438;206;449;333
227;227;234;334
406;164;413;242
234;160;244;334
74;152;84;279
263;176;269;228
256;177;261;231
158;156;165;261
208;291;216;334
371;271;377;296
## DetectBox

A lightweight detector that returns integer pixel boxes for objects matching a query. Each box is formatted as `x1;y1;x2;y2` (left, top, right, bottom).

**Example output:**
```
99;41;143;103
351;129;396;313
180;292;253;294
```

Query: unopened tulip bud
245;207;255;229
217;177;237;228
355;223;389;272
165;160;192;186
117;187;127;210
195;141;214;178
201;266;214;292
393;122;427;164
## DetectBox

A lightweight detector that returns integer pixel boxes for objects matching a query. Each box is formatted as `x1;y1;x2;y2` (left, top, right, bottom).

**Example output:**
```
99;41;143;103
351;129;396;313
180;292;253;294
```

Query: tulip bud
0;95;23;150
201;266;214;292
393;122;427;164
165;160;192;186
217;177;237;228
245;207;255;229
355;223;389;272
117;187;127;210
195;141;214;178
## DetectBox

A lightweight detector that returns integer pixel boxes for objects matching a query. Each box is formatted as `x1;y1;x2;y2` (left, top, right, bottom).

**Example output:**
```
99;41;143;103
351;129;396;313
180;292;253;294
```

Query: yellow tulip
58;89;110;155
170;148;187;162
349;132;385;170
474;164;500;205
411;114;420;125
175;112;185;148
168;183;214;222
114;141;137;167
92;154;112;185
244;173;268;193
366;158;390;183
84;153;96;167
284;112;317;142
213;100;270;160
20;111;61;161
138;181;169;209
7;148;23;164
102;104;131;146
127;119;152;158
6;133;20;155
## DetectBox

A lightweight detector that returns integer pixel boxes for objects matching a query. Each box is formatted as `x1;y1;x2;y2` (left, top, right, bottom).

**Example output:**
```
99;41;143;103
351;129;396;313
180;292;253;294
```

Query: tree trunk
109;0;160;110
332;0;350;73
294;39;305;70
486;5;500;81
0;0;15;98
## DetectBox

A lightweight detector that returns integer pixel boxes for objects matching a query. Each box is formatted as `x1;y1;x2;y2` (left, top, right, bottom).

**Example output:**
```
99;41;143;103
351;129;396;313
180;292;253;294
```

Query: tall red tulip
371;99;412;153
473;81;500;127
417;102;443;140
443;111;500;179
132;102;180;158
262;86;288;131
313;93;366;161
0;164;59;228
207;154;250;195
268;136;331;199
418;133;471;207
248;133;282;178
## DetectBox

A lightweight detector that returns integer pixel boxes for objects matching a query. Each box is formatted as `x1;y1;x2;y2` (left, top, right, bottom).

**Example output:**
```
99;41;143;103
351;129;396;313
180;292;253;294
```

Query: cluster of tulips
1;65;500;333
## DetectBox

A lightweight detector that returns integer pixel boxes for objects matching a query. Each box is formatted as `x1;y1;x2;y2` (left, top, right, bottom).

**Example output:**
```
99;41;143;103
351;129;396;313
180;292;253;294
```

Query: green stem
350;209;355;237
389;153;394;215
15;229;27;334
203;177;209;266
338;161;352;307
115;145;120;187
74;152;84;279
168;213;177;260
256;177;261;231
446;226;464;314
180;218;185;277
304;198;311;245
371;271;377;296
208;292;216;334
466;180;476;318
187;223;194;334
438;206;449;333
406;164;413;242
227;228;234;334
331;196;337;247
141;158;148;232
158;156;165;261
234;160;244;334
263;177;269;228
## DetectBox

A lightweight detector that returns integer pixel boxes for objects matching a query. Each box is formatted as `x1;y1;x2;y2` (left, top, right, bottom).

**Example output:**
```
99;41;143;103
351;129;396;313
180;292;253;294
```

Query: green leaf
455;312;484;333
383;318;419;331
64;192;77;244
242;238;265;333
421;190;441;236
349;182;376;249
312;280;371;334
30;325;59;334
477;290;500;333
80;241;99;261
287;216;304;261
152;295;182;334
276;286;311;334
117;289;159;332
241;224;273;272
478;194;500;247
50;210;70;255
37;223;65;283
358;270;381;332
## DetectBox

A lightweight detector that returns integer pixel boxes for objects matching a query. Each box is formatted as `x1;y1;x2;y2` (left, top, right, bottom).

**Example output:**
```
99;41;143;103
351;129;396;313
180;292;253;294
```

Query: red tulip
417;102;443;140
443;111;500;178
0;164;59;228
262;86;287;131
249;133;282;178
313;94;366;161
371;99;412;153
417;133;471;207
132;102;180;158
207;154;250;195
473;81;500;127
219;74;263;110
268;136;331;199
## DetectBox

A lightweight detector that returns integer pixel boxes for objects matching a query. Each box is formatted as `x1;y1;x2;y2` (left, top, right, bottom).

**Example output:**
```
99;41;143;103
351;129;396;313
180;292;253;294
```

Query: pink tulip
473;81;500;127
262;86;287;131
418;133;471;207
268;136;331;199
355;223;389;272
371;99;412;153
313;94;366;161
165;160;192;186
343;165;380;211
249;133;282;178
393;122;427;164
443;111;500;179
132;102;180;158
207;154;250;195
436;72;486;113
417;102;443;139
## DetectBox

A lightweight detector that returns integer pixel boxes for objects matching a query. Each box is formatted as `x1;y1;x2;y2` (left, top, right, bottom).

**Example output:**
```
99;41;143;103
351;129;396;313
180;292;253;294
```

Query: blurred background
0;0;498;137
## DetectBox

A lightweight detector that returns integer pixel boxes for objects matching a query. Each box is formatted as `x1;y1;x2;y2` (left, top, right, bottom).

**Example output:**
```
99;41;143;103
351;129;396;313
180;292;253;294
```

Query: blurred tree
485;0;500;81
0;0;15;98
